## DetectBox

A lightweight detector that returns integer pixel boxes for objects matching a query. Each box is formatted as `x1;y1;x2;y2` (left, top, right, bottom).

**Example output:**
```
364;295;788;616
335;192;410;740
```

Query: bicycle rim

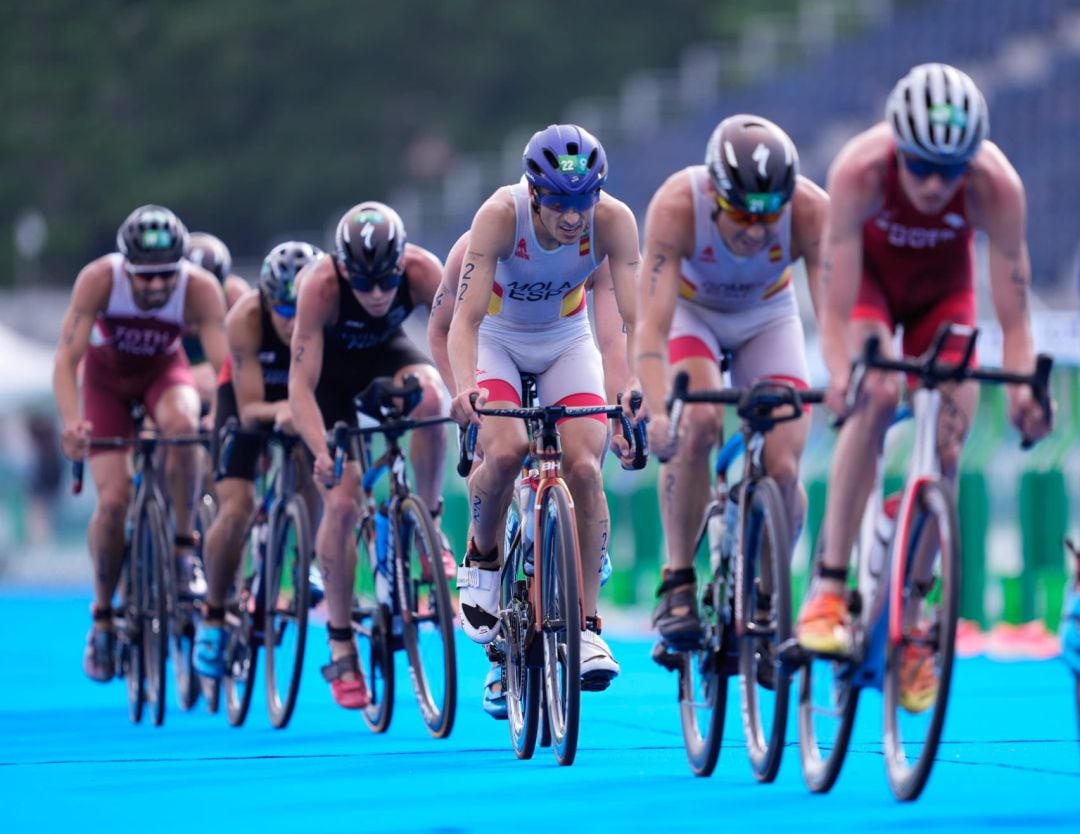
225;525;260;727
539;486;581;766
353;516;394;734
396;495;457;739
122;552;146;724
738;478;792;782
138;497;170;727
503;505;539;759
883;480;960;801
797;652;859;792
678;504;727;777
264;496;311;729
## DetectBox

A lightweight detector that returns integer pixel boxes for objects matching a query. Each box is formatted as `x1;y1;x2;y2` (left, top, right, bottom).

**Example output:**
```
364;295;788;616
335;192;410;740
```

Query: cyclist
431;229;626;714
53;204;228;682
636;114;828;647
448;124;639;689
289;201;449;709
193;241;322;679
184;232;249;410
795;63;1052;712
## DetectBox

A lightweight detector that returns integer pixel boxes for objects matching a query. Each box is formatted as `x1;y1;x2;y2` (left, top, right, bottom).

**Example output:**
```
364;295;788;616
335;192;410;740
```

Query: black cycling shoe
652;583;704;648
83;628;116;683
176;553;208;600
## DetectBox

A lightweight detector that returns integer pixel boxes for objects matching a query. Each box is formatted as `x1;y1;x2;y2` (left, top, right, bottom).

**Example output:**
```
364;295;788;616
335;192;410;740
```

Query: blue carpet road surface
2;590;1078;833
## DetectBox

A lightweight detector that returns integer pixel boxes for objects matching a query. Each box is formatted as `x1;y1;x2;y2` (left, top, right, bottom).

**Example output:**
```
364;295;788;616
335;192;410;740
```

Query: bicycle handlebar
71;432;211;495
663;372;825;463
327;415;456;485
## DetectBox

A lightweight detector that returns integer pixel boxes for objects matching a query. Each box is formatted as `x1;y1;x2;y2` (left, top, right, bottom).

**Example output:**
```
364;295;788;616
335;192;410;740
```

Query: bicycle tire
883;479;960;801
503;503;540;760
678;502;728;777
177;493;217;711
121;542;146;724
264;494;311;729
395;494;457;739
134;495;171;727
738;477;792;782
349;515;395;734
538;484;581;766
224;518;261;727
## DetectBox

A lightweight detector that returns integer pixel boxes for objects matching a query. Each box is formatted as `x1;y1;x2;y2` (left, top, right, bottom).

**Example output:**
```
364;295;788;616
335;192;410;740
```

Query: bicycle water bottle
721;481;741;560
869;492;901;576
520;476;537;577
707;480;729;572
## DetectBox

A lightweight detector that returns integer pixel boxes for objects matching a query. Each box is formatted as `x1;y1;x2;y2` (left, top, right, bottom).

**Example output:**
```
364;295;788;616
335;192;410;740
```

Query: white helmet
885;63;989;164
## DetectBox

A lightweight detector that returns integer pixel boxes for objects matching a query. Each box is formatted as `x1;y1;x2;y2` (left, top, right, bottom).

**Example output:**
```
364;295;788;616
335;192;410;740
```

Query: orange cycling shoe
795;591;852;655
898;638;939;714
321;654;371;710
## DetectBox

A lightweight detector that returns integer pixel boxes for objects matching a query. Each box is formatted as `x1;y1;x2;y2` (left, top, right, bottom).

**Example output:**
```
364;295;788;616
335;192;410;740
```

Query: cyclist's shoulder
828;122;892;189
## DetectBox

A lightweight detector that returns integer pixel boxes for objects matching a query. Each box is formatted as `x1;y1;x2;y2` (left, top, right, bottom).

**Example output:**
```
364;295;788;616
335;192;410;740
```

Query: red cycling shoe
321;654;370;709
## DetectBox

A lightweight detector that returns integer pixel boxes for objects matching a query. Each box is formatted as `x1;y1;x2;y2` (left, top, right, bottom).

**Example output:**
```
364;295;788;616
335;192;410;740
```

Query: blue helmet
522;124;608;195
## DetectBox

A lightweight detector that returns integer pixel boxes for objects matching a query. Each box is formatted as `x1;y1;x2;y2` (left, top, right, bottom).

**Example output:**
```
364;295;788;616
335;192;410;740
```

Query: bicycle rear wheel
353;516;395;734
738;477;792;783
264;495;311;729
173;493;216;712
395;495;457;738
503;504;540;759
538;485;581;766
678;502;728;777
883;480;960;801
134;496;170;727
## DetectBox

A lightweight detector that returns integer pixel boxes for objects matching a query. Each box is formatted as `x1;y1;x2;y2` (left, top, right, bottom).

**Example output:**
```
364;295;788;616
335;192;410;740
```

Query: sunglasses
272;302;296;319
535;189;600;214
347;269;404;294
900;153;969;181
715;195;784;226
126;260;181;278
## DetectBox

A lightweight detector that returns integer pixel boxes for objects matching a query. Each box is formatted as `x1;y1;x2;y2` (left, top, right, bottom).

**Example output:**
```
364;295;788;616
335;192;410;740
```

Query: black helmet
186;232;233;283
705;115;799;215
334;202;406;291
259;240;322;312
117;204;189;270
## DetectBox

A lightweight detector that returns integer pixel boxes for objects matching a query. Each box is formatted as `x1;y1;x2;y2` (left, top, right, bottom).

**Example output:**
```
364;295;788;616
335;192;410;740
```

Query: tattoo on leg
471;494;481;523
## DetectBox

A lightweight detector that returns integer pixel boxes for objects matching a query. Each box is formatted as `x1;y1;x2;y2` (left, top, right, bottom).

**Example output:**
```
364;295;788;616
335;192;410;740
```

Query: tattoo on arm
293;344;305;365
433;289;445;310
648;254;666;297
62;313;82;347
457;263;475;303
1011;265;1029;312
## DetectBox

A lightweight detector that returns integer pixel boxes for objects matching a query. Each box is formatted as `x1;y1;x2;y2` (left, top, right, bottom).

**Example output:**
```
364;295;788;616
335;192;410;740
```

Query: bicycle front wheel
224;518;262;727
738;477;793;783
883;480;960;801
264;495;311;729
678;501;728;777
395;495;457;739
134;495;171;727
503;503;540;760
538;485;581;767
120;543;146;725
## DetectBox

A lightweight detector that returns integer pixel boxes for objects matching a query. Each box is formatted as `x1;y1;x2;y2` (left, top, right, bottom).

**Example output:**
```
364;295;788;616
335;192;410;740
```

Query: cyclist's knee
157;407;199;437
322;490;360;528
95;491;130;528
864;374;902;419
565;451;602;493
681;406;722;455
479;439;528;481
766;454;799;488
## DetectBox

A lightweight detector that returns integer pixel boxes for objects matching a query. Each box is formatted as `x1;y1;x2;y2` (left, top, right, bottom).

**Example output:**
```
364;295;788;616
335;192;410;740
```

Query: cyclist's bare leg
397;364;448;511
154;384;202;545
202;477;254;622
467;409;528;558
662;357;725;573
816;320;900;597
315;462;362;666
759;404;811;596
559;417;609;616
88;450;133;625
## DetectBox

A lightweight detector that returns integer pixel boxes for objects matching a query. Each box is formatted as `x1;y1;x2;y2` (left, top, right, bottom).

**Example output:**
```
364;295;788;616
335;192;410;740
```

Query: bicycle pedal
650;641;684;672
581;674;613;692
777;637;808;670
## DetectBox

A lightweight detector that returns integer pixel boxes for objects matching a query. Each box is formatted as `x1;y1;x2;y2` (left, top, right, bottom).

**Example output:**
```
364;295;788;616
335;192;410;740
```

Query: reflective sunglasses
900;153;969;181
125;260;182;278
272;302;296;319
347;268;404;294
715;195;784;226
535;189;601;214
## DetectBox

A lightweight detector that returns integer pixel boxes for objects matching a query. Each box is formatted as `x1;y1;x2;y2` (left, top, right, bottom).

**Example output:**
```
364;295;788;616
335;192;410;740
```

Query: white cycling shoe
580;629;620;691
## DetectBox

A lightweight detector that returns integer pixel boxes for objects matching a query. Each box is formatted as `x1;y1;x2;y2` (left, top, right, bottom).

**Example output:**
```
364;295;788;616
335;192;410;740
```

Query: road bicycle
797;323;1052;801
654;375;824;779
461;380;647;766
330;376;458;738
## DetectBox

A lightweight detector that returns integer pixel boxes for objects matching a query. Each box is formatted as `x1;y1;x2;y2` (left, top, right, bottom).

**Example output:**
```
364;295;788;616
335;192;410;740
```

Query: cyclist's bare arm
428;233;468;397
227;291;274;427
636;170;694;420
53;259;111;456
403;242;445;310
967;142;1050;441
594;197;641;401
289;262;333;462
820;136;887;400
789;175;830;321
447;191;515;423
224;274;250;310
185;265;229;373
